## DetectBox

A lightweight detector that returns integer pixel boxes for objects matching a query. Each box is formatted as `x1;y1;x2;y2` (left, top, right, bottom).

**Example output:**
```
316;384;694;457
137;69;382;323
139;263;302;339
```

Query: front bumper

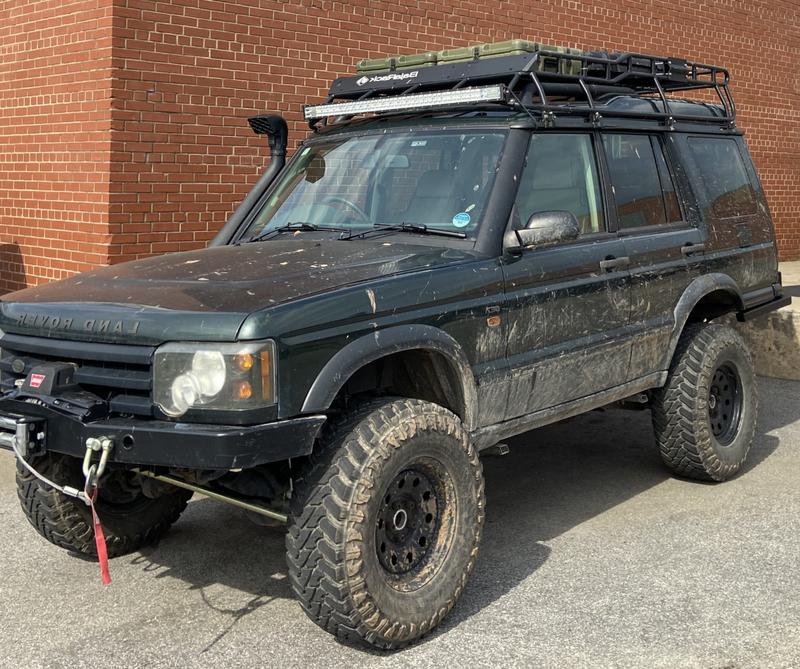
0;398;326;470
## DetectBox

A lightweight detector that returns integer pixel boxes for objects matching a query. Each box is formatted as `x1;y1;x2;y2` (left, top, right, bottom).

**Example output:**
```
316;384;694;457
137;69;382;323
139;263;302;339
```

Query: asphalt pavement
1;377;798;668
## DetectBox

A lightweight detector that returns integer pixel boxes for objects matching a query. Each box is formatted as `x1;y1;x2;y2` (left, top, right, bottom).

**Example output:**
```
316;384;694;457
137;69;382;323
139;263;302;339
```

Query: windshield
241;130;507;240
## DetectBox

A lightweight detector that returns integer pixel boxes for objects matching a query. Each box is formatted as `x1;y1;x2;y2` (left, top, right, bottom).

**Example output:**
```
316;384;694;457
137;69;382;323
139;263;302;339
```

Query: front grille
0;333;155;417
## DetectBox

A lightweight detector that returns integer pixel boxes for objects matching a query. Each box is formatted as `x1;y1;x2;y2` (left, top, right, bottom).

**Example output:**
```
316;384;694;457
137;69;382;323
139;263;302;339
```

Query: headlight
190;350;226;396
154;341;276;418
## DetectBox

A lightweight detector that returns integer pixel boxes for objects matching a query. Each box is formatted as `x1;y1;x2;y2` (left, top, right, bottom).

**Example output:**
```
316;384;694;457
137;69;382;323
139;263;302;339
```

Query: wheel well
332;349;467;421
686;289;743;323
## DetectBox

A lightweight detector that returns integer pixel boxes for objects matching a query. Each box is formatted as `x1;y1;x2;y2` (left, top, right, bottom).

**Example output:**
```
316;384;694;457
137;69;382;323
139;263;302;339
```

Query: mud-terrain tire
286;398;485;650
652;322;757;481
17;453;191;558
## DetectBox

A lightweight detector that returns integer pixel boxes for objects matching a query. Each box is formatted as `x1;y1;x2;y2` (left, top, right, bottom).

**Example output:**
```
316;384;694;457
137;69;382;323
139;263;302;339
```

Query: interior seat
517;148;594;233
402;169;457;226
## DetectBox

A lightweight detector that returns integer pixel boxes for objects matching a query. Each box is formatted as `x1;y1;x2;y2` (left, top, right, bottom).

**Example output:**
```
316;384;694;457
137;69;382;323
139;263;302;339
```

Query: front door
501;132;631;420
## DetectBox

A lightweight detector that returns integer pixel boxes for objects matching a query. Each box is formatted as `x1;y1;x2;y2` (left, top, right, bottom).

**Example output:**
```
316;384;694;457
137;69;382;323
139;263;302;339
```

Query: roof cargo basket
307;41;736;130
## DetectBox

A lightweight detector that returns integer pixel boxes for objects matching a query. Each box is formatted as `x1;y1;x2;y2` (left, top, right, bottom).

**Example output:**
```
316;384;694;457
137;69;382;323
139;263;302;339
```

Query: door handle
599;256;630;272
681;243;706;257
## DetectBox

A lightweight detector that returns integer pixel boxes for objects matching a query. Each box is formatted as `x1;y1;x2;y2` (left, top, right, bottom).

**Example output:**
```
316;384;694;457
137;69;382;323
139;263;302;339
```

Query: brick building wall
1;0;798;293
0;0;114;293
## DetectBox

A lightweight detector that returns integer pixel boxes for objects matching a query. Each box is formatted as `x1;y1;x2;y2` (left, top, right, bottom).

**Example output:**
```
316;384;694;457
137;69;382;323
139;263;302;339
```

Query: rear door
501;132;631;420
600;132;706;381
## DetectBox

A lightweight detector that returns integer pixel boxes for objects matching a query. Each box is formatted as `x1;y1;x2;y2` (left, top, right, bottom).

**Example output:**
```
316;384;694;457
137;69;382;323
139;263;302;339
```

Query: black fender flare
300;325;479;430
664;273;744;366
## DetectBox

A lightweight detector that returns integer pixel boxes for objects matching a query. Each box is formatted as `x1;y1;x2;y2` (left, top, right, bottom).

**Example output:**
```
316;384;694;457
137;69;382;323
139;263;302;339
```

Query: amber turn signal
233;380;253;400
234;352;255;371
260;350;272;401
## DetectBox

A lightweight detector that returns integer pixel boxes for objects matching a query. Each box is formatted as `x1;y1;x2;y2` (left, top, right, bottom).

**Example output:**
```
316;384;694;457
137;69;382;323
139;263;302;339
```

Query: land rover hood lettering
12;312;140;335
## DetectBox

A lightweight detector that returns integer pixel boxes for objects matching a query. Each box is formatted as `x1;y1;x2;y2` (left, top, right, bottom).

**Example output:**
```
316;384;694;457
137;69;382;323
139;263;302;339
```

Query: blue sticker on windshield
452;212;471;228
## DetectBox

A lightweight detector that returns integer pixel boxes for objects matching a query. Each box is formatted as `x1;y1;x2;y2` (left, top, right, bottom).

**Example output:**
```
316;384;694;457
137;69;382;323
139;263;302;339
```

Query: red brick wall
2;0;799;294
0;0;114;293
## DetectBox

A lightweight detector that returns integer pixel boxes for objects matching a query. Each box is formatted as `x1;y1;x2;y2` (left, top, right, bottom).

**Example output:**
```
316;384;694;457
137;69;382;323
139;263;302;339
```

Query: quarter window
689;137;757;219
602;134;681;229
514;133;605;235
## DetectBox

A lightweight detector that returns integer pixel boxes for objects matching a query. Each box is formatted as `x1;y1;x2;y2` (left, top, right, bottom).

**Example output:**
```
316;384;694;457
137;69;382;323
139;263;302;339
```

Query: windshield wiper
244;222;351;243
348;222;467;240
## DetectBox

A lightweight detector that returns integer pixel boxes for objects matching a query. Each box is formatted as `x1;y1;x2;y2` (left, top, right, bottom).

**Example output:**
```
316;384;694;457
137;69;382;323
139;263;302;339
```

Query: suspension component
134;468;288;524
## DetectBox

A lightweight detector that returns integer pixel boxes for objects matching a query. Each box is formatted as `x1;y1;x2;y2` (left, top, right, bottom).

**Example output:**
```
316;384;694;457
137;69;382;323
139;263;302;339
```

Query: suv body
0;44;789;648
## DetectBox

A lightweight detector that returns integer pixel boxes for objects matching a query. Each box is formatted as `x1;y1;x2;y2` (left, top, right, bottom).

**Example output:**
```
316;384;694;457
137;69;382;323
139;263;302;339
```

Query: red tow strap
89;490;112;586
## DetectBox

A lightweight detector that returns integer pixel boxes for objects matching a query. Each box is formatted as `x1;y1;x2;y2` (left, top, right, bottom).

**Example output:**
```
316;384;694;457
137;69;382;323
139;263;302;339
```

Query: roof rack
306;44;736;130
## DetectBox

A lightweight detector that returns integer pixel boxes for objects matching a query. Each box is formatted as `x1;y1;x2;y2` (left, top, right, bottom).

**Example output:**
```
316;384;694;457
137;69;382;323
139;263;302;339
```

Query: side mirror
503;211;581;254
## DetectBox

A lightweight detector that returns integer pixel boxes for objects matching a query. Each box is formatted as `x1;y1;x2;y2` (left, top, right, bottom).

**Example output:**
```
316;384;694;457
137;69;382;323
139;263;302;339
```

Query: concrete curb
736;305;800;381
733;260;799;381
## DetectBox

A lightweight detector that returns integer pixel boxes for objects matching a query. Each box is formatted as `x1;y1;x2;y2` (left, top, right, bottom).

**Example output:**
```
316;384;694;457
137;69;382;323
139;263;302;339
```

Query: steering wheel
320;196;371;224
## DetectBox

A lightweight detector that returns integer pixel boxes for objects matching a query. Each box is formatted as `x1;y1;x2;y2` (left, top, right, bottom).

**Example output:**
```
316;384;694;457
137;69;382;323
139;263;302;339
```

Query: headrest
529;143;581;190
413;169;455;198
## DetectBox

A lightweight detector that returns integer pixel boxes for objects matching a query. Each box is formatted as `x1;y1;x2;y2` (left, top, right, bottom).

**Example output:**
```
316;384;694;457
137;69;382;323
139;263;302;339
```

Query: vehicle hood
0;240;482;344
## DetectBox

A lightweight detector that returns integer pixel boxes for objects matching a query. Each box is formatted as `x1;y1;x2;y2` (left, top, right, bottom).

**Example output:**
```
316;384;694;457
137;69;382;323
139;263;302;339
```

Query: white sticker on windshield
452;212;471;228
410;140;427;147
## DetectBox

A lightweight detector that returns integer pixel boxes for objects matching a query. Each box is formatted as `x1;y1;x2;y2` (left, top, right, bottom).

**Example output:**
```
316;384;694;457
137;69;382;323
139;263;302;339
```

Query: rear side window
514;133;605;235
602;134;681;229
688;137;757;219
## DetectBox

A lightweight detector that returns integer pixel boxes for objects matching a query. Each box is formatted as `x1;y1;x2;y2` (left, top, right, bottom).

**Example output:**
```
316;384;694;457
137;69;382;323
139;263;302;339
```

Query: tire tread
16;455;190;558
652;323;756;481
286;398;484;649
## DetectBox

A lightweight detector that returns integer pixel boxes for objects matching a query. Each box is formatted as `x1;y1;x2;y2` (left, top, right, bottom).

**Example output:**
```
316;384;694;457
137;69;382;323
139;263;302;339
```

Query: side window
688;137;757;219
602;134;681;229
514;133;605;235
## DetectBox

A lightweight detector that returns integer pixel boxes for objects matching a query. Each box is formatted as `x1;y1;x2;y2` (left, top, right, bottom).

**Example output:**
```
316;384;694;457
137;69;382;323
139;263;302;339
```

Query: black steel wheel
376;466;443;578
286;398;485;650
652;322;757;481
708;362;743;446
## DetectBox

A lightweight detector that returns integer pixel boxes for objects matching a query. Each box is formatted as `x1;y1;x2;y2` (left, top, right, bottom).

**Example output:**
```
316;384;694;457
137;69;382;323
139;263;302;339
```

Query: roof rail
307;45;736;130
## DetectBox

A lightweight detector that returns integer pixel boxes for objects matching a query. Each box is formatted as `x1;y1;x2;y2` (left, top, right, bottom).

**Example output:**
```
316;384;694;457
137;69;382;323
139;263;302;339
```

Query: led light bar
304;84;506;120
